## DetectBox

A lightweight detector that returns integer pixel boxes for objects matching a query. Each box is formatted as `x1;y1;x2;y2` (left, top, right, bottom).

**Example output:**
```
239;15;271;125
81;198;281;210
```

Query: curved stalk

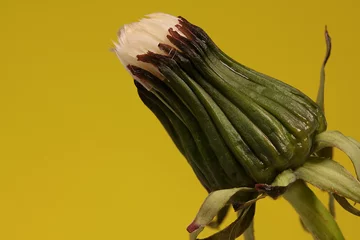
283;180;344;240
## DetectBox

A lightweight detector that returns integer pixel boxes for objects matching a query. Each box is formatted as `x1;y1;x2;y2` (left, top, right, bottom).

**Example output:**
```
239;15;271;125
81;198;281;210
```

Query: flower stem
243;220;254;240
283;180;344;240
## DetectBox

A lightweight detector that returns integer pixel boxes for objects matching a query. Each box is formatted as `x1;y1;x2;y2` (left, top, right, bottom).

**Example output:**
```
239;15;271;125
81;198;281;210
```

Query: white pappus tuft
113;12;185;89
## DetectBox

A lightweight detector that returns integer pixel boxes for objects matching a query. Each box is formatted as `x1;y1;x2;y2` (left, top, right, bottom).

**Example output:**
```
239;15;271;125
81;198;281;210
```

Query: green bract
114;12;360;240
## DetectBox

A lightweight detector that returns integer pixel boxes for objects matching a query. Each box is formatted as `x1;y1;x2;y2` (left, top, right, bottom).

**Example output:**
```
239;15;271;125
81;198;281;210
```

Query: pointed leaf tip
333;194;360;216
316;25;332;111
188;187;262;239
187;187;254;233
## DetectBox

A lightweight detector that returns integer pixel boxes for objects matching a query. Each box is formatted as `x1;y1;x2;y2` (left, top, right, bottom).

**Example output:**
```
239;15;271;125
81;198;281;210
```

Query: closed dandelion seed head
114;12;325;186
113;12;360;240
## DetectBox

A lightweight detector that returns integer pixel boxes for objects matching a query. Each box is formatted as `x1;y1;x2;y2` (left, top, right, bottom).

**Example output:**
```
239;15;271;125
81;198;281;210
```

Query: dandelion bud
114;13;326;190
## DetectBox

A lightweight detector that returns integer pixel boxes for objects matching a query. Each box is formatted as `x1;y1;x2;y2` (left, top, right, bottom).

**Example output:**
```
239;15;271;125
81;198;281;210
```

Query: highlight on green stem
113;12;360;240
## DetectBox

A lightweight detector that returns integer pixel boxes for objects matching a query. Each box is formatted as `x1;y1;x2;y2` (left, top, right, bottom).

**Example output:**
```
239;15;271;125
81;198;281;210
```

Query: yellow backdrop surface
2;0;360;239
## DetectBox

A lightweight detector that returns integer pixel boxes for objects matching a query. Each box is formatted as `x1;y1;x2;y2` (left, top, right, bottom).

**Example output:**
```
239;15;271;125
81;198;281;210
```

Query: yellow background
2;0;360;239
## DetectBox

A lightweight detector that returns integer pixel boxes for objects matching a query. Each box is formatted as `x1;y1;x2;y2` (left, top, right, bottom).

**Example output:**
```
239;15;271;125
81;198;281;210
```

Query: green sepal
295;157;360;203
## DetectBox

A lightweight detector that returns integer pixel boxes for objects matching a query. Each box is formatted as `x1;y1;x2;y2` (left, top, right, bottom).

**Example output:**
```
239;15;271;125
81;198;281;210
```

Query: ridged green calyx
114;12;360;240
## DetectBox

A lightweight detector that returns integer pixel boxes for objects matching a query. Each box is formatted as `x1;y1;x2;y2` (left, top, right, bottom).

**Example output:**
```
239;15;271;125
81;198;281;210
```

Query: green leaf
197;205;256;240
314;27;334;218
313;130;360;180
188;188;262;240
295;157;360;203
187;188;255;235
